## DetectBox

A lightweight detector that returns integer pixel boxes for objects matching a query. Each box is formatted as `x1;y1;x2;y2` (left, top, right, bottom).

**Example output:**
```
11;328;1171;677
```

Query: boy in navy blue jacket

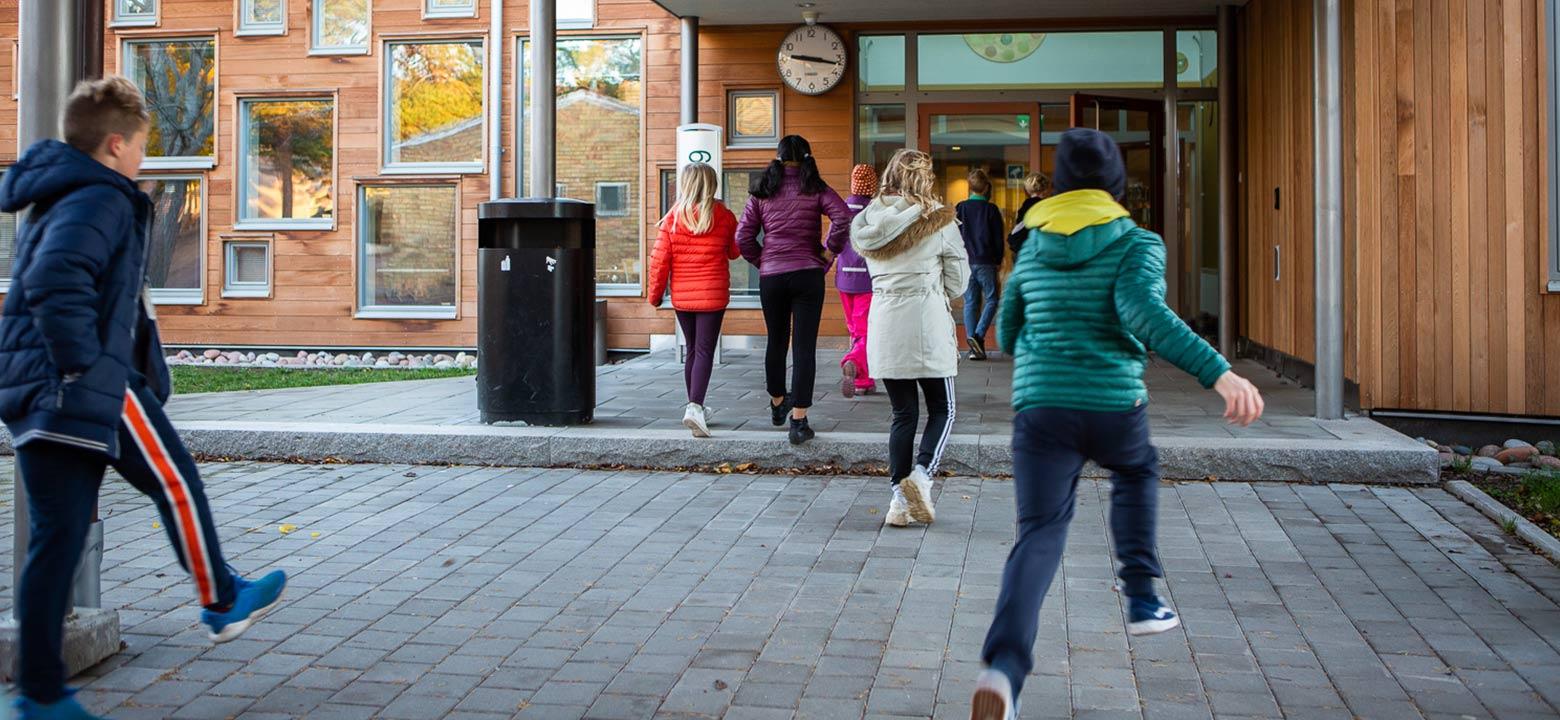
0;78;286;720
954;169;1007;360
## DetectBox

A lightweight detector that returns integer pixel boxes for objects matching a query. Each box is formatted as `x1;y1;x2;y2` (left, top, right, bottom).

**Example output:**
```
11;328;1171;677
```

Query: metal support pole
488;0;503;201
1162;30;1182;315
680;16;698;126
14;0;101;614
1313;0;1345;420
528;0;556;198
1217;6;1236;356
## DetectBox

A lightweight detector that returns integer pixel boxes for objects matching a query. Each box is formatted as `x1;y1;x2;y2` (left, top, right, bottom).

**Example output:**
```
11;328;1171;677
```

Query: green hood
1032;216;1138;270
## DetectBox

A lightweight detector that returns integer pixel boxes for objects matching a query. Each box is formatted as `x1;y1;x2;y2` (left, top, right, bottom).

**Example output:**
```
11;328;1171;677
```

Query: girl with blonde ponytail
647;162;740;437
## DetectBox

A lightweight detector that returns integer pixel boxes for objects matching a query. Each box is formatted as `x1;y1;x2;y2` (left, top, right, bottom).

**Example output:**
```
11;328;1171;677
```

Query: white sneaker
971;669;1016;720
900;465;936;524
885;486;911;527
683;403;710;438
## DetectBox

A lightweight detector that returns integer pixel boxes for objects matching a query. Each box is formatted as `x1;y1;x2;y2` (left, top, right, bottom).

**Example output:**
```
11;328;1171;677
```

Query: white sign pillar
673;123;725;363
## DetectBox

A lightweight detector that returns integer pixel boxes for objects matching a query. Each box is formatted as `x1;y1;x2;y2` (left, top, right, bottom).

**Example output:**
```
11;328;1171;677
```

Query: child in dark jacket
836;164;878;398
954;169;1006;360
0;78;286;720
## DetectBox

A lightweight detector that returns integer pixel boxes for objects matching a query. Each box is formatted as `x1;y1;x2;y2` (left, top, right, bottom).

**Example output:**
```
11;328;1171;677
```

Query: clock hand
788;53;837;64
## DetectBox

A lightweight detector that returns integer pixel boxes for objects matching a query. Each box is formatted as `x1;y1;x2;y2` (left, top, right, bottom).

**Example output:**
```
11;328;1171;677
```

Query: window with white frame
238;97;334;229
0;166;15;292
425;0;477;19
239;0;287;36
112;0;158;27
139;176;206;304
558;0;594;28
223;240;272;298
595;182;629;217
313;0;369;54
124;37;217;169
357;184;458;318
385;39;485;172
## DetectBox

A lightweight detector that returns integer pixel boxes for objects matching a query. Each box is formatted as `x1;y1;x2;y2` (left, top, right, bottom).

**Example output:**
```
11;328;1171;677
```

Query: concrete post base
0;608;121;685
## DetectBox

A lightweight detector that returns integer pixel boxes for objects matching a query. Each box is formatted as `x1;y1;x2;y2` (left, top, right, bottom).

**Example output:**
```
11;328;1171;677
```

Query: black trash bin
476;198;595;425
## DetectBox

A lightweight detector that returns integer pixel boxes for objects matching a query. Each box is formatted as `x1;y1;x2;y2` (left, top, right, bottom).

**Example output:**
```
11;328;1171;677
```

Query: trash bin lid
479;197;594;220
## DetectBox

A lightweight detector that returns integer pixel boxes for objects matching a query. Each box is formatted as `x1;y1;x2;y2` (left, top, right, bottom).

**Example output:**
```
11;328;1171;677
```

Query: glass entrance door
1069;94;1166;234
918;103;1041;232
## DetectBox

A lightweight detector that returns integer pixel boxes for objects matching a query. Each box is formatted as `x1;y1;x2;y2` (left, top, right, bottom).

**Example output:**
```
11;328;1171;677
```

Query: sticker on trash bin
501;255;511;272
546;256;557;273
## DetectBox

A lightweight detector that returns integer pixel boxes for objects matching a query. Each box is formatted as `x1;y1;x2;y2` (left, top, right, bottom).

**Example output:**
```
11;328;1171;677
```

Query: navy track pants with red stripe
14;382;235;703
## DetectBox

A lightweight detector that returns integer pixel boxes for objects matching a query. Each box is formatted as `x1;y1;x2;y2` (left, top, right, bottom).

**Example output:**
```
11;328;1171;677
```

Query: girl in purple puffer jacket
837;164;878;398
736;135;853;445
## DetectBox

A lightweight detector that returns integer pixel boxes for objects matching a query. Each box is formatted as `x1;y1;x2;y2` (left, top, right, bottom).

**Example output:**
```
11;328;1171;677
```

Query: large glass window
140;176;205;304
238;98;334;229
425;0;476;19
520;36;643;288
357;184;458;318
313;0;369;54
917;32;1164;91
0;167;14;291
385;40;485;172
858;35;905;92
113;0;158;27
239;0;286;35
1177;30;1218;88
856;104;905;174
124;38;216;169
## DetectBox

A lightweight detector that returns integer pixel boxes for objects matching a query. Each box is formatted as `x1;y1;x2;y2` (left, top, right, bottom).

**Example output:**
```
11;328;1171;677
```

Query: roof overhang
650;0;1243;26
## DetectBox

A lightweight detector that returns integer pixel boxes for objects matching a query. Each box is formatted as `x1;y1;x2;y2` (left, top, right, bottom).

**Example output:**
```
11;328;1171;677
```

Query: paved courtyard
2;462;1557;719
167;353;1333;441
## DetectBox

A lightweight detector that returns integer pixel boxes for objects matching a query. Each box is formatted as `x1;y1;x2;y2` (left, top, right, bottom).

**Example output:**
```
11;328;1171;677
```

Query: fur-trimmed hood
849;196;957;260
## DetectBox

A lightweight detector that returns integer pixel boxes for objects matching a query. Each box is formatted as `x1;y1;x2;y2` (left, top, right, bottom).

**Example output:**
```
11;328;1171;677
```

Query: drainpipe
680;16;698;125
1217;5;1235;357
529;0;555;197
1312;0;1345;420
489;0;502;201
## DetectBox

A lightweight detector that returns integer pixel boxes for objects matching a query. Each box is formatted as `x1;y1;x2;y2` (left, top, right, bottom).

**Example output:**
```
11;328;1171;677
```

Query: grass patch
1474;470;1560;537
171;366;475;395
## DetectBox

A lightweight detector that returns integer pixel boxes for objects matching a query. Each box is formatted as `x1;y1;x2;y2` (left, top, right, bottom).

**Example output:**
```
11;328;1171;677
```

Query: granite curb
1444;478;1560;563
0;420;1437;484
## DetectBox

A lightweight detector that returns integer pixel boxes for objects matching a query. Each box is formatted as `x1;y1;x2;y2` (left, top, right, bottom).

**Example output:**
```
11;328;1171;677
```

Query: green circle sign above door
962;33;1046;63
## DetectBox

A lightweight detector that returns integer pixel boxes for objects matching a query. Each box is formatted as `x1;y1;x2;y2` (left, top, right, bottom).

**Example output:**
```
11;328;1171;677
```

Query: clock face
777;25;847;96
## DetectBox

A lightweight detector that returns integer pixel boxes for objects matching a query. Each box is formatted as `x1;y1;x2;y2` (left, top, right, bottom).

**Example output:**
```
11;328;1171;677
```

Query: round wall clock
778;24;847;96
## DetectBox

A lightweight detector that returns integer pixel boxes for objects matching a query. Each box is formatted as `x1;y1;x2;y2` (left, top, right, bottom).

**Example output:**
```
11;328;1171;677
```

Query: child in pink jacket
837;164;878;397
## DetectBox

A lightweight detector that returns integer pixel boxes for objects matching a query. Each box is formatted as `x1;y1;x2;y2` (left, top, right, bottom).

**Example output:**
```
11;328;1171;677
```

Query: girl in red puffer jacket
648;162;740;438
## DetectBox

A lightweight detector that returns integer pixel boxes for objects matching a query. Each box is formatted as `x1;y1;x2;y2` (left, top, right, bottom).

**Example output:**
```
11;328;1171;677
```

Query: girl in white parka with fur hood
850;149;971;528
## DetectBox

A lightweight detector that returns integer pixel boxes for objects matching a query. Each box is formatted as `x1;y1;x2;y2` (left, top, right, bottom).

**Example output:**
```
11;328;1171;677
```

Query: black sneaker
770;395;792;426
968;336;987;361
789;417;815;445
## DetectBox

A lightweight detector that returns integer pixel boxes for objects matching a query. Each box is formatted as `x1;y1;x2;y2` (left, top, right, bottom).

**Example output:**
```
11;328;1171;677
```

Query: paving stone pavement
165;353;1336;441
2;462;1557;719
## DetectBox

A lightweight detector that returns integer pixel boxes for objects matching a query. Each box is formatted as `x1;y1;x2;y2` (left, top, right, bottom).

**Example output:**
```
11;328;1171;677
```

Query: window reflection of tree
141;179;202;291
391;42;483;163
319;0;369;48
247;100;332;220
131;40;215;160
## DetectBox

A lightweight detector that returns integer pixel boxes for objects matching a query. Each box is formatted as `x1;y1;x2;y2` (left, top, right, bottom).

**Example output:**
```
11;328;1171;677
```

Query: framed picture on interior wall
1006;164;1025;181
726;88;781;148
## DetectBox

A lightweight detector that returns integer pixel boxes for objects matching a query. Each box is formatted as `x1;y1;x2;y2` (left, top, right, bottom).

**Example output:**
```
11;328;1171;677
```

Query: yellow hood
1022;189;1130;236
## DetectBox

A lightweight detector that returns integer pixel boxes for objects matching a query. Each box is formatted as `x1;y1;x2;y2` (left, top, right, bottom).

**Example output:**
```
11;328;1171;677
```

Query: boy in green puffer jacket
970;129;1264;720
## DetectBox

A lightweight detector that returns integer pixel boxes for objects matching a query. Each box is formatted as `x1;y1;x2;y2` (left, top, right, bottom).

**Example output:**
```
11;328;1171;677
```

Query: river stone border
1444;479;1560;564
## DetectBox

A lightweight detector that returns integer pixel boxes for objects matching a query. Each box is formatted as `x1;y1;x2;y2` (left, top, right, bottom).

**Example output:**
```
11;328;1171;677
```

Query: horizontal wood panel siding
1345;0;1558;415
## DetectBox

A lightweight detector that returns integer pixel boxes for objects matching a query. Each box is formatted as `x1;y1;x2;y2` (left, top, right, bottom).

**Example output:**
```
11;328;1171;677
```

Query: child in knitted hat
836;164;878;397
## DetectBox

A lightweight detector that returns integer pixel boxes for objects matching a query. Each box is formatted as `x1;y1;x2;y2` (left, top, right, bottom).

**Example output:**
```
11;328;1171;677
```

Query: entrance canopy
650;0;1244;24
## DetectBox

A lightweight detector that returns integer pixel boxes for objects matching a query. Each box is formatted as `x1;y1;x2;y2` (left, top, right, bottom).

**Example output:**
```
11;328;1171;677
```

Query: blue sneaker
201;569;287;643
1127;595;1180;636
15;690;107;719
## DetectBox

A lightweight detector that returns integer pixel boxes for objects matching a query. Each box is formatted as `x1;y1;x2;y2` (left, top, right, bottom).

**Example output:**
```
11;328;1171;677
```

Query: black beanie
1052;128;1127;200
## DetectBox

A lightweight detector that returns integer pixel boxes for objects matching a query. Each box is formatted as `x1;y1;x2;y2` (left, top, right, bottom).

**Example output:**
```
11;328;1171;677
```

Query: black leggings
759;269;825;409
883;377;957;484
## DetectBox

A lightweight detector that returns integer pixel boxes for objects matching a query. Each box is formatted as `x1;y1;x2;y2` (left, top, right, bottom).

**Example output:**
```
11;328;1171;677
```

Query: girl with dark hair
736;134;853;445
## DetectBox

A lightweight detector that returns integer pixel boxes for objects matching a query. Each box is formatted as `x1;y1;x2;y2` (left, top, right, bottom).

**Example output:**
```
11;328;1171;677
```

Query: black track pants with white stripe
883;377;956;484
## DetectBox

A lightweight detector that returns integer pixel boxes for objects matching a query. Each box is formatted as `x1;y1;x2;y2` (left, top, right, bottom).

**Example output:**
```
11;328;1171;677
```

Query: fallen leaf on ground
278;524;297;534
152;522;161;529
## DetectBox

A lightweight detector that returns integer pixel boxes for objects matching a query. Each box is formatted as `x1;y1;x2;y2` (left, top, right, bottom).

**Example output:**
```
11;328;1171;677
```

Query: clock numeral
808;82;816;91
785;42;793;51
806;28;815;37
783;68;792;77
832;42;839;50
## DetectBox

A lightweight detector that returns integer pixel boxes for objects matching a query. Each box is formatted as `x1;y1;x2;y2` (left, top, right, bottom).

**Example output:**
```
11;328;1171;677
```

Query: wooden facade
1237;0;1559;417
1;0;1557;416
